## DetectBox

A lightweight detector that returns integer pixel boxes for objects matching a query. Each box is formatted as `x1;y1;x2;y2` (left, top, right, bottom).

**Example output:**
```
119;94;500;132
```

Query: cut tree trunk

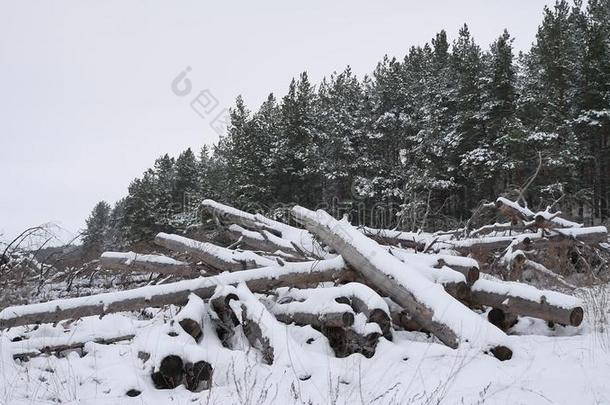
202;199;326;258
173;294;205;342
100;252;192;276
292;206;512;361
271;309;354;329
226;224;305;259
0;258;346;329
387;247;471;299
469;278;583;326
453;226;608;256
155;232;274;272
201;199;282;237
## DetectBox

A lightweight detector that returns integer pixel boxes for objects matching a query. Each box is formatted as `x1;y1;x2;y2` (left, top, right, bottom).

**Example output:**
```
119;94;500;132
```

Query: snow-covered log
360;226;432;251
155;232;274;272
100;251;192;276
218;284;279;365
201;199;282;236
539;226;608;246
469;222;522;237
0;257;346;329
173;294;205;342
273;309;354;329
226;224;305;259
202;199;326;258
272;283;392;338
387;247;472;298
11;334;135;360
293;206;513;360
452;226;608;255
263;294;355;328
493;197;582;229
470;278;584;326
209;288;240;346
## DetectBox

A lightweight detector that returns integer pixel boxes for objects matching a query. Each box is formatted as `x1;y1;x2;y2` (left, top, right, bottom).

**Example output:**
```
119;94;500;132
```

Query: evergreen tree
451;24;484;216
574;0;610;220
276;73;320;206
82;201;111;258
152;154;175;224
107;198;127;249
251;93;281;205
123;170;157;241
317;67;364;205
85;0;610;237
174;148;200;214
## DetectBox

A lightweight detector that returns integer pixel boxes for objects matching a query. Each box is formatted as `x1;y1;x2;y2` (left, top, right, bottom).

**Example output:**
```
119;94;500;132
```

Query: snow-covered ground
1;285;609;405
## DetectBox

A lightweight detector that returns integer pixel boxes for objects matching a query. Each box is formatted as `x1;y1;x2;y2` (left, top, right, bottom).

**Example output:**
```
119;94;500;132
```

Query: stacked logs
1;196;602;390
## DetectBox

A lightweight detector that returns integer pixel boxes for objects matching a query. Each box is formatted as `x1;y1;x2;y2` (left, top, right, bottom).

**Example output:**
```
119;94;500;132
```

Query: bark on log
453;226;608;255
274;283;392;340
210;285;277;365
391;309;426;332
470;278;583;326
272;310;354;329
240;302;275;365
387;247;471;299
0;258;346;329
201;199;282;237
434;259;479;285
209;290;240;346
293;206;512;360
155;232;274;272
185;360;213;391
226;224;305;259
100;252;192;276
202;199;326;258
360;226;429;251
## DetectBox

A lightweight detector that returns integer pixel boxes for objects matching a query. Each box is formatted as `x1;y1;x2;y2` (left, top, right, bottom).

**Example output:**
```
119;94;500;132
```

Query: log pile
1;196;601;392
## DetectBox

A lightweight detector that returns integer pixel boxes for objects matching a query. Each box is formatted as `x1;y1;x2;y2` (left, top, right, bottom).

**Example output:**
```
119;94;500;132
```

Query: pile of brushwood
1;197;608;392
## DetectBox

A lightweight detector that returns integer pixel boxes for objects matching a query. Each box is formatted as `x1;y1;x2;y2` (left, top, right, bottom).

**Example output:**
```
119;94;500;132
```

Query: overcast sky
0;0;556;243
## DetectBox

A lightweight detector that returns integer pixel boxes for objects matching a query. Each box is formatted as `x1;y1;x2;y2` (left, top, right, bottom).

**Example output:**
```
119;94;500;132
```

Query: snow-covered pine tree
174;148;200;213
152;154;176;225
277;72;320;207
573;0;610;221
81;201;111;259
450;24;485;218
250;93;281;206
316;67;364;206
124;170;158;242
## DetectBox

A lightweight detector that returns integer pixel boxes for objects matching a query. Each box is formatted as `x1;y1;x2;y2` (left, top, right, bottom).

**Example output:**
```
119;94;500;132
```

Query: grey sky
0;0;555;242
